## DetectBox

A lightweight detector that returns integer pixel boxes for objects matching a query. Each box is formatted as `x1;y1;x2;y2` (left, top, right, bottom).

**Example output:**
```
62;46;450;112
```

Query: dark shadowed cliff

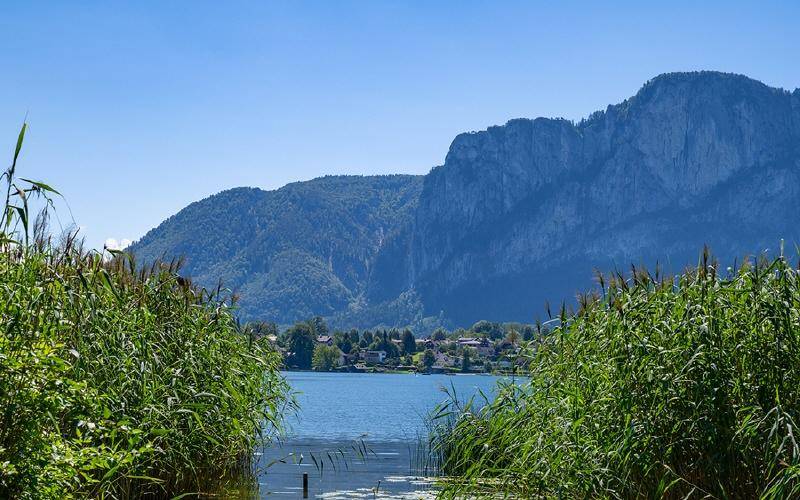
129;72;800;330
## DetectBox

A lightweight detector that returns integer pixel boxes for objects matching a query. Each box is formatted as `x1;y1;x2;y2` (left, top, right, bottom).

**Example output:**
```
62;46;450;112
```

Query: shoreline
280;368;510;376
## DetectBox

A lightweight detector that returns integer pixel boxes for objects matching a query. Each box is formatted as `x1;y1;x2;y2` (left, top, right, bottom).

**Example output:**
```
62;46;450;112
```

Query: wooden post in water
303;472;308;498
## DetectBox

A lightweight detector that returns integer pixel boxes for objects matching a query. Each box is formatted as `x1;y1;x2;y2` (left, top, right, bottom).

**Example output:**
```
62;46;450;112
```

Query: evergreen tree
422;349;436;371
431;328;448;341
308;316;329;336
334;332;352;354
362;330;374;345
286;322;315;369
401;329;416;355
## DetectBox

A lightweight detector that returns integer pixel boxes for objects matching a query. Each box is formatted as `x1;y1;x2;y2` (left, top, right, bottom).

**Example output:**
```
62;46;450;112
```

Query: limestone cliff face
132;72;800;330
386;72;800;324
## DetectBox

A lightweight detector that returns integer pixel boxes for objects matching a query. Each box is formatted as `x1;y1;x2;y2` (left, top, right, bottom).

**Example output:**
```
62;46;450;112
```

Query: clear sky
1;1;798;250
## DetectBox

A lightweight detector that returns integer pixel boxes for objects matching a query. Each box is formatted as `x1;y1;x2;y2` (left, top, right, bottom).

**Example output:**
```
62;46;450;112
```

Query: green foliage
470;320;505;340
401;329;416;355
307;315;329;336
333;331;352;354
347;328;359;345
521;324;534;341
285;322;315;369
461;349;471;372
421;349;436;370
431;328;447;341
246;320;278;337
311;345;340;372
367;330;399;358
362;330;374;345
435;250;800;498
128;175;424;326
0;125;289;498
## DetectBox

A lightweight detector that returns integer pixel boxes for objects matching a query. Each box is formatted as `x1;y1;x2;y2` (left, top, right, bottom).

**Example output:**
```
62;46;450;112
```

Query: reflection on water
245;372;510;497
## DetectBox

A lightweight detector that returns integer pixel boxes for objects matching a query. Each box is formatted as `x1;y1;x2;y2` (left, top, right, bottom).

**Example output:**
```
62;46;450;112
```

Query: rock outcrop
389;72;800;324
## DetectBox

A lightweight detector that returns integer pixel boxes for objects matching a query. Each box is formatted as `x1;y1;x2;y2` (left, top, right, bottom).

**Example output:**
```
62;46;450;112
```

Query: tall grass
433;248;800;498
0;124;290;498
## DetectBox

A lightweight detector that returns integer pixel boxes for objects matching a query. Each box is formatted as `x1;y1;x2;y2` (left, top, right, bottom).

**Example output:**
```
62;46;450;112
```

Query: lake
252;372;511;498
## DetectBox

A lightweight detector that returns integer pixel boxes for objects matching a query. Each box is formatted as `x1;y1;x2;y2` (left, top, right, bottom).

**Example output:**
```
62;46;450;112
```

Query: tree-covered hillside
128;175;423;324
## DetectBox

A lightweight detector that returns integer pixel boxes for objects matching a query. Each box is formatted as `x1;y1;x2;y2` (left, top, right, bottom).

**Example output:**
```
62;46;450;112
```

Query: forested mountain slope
129;175;423;324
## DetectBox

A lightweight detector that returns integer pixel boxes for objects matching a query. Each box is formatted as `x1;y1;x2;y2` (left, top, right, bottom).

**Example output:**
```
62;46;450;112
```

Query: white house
362;350;387;364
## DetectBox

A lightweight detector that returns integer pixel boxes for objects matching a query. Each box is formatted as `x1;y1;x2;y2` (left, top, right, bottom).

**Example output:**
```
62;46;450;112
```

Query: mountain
129;71;800;331
128;175;423;325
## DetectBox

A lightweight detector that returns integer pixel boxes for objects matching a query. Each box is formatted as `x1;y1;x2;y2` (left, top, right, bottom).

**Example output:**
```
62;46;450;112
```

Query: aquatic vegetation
0;124;289;498
434;248;800;498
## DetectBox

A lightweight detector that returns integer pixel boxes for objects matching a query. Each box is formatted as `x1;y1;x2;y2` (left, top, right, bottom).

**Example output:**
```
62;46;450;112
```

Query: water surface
284;372;504;441
255;372;509;498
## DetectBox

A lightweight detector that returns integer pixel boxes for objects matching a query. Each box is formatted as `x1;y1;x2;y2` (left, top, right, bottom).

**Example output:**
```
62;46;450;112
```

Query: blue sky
1;1;798;250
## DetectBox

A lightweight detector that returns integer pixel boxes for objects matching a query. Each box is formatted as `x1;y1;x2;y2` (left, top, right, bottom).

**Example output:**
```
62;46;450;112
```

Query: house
434;352;456;367
465;339;494;357
416;338;433;349
477;343;495;357
342;352;359;365
316;335;333;346
362;350;387;364
459;339;483;348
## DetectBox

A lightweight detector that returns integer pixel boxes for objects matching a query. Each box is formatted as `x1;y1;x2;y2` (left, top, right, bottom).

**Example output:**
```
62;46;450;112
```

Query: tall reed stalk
0;124;290;498
434;248;800;499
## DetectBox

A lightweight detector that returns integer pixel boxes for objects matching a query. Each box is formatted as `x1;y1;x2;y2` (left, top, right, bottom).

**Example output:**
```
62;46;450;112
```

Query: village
256;319;535;374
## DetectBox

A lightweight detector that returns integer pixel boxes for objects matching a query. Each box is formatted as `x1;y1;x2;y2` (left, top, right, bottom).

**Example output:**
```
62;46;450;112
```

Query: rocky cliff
131;72;800;330
383;72;800;324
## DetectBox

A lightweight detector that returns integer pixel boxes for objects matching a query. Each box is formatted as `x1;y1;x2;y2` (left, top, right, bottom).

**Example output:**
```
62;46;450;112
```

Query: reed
0;124;290;498
433;247;800;498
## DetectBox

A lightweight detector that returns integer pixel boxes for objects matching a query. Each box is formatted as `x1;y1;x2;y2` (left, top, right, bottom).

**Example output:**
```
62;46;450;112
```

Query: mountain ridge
129;71;800;331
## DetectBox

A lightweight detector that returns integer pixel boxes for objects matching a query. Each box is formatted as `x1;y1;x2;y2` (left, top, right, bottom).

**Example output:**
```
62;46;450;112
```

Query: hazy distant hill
129;72;800;331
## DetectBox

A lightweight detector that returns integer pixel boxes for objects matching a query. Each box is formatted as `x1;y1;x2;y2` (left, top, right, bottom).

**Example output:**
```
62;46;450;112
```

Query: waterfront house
362;350;387;364
475;339;495;357
416;338;433;349
434;352;456;367
459;338;483;347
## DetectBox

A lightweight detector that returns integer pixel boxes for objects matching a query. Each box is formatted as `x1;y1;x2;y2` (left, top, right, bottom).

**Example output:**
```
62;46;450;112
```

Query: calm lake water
252;372;511;498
